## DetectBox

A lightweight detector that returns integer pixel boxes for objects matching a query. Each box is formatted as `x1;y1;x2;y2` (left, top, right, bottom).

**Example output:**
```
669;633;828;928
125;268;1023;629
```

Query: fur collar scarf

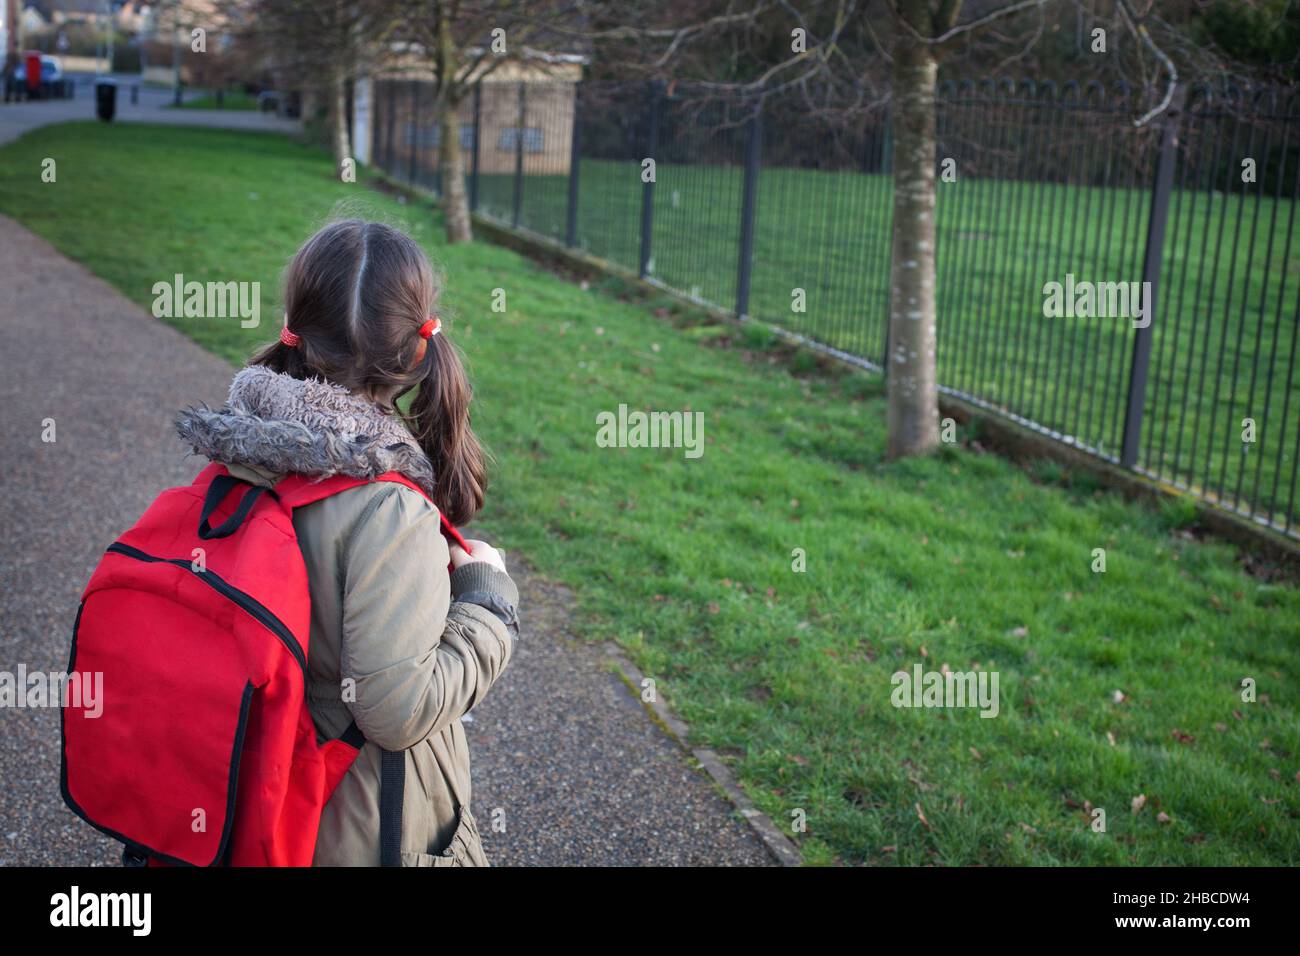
174;365;437;495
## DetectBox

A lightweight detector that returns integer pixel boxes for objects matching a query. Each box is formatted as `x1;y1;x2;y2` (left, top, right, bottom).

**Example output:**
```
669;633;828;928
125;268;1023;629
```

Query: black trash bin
95;79;117;122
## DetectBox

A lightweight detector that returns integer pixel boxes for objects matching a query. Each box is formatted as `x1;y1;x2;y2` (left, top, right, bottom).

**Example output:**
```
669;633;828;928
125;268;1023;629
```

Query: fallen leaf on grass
1156;812;1172;824
915;803;931;829
1131;794;1147;814
908;773;935;793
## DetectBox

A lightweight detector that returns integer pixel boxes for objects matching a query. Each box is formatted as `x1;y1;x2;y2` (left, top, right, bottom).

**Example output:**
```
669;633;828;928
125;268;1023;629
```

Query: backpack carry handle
198;475;276;540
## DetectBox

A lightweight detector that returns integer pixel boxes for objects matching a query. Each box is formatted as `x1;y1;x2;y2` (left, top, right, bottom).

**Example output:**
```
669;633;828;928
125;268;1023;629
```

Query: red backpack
61;462;468;867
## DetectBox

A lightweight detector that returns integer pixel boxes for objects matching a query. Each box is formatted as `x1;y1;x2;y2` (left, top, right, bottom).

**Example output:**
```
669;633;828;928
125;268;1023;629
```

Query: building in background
356;42;589;177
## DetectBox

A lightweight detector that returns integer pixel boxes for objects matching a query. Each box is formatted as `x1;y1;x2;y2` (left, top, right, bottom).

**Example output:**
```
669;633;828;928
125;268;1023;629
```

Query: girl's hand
449;539;507;575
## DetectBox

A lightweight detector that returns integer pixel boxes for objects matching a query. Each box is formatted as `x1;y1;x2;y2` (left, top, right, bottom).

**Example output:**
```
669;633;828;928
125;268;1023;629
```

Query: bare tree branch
1116;0;1178;126
886;0;1045;46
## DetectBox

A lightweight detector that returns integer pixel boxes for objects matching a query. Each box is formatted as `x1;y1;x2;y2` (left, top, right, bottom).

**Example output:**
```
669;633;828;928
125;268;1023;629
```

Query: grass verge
2;122;1297;865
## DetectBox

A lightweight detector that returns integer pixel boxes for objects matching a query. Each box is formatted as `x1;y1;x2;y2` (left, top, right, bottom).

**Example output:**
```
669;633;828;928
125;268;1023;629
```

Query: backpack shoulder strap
273;472;470;552
271;473;378;510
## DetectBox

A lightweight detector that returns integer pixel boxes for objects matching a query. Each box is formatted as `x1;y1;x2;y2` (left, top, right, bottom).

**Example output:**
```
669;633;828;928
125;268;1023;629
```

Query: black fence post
408;80;419;184
384;82;396;172
1120;93;1183;469
432;90;442;198
435;136;443;197
512;81;526;227
470;83;482;213
344;80;354;163
881;105;894;374
640;80;664;279
371;82;380;167
565;84;582;248
735;101;762;319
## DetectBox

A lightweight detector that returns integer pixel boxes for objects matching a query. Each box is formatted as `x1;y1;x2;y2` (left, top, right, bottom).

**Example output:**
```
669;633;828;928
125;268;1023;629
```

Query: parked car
15;55;65;87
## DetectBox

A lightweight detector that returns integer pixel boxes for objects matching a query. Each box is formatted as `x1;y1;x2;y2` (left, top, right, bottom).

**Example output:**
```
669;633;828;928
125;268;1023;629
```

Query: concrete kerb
602;642;804;867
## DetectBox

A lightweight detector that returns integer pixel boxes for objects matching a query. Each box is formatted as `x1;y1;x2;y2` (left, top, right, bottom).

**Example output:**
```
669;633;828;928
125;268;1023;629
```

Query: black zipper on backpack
105;541;308;676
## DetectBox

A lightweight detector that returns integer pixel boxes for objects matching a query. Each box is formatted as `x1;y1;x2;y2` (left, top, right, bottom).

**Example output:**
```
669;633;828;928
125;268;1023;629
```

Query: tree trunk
436;1;471;244
886;24;940;459
440;97;472;243
330;71;351;171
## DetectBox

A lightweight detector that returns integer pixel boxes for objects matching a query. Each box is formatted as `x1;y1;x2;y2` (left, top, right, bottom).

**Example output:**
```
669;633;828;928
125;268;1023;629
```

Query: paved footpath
0;215;776;866
0;77;300;147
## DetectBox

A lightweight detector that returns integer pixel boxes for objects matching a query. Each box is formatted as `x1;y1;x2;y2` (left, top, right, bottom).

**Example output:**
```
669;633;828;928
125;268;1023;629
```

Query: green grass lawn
3;122;1298;865
462;160;1300;532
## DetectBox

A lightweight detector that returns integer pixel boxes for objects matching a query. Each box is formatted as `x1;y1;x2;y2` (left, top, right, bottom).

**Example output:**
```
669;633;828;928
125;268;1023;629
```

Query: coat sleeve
339;484;517;751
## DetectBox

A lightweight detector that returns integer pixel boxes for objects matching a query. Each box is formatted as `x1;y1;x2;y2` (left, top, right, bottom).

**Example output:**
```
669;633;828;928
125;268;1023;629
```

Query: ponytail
248;338;299;375
406;331;486;526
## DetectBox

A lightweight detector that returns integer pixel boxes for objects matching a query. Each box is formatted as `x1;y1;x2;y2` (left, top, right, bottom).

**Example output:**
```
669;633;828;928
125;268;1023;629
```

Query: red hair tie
280;325;302;348
419;316;441;340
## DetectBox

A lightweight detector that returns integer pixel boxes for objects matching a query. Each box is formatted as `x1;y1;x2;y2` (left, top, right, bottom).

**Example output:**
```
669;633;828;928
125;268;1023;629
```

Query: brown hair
250;219;486;524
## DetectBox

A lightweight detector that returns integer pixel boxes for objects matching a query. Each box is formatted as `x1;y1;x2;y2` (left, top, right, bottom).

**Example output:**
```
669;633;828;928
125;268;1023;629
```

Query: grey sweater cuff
449;562;519;606
450;563;520;638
